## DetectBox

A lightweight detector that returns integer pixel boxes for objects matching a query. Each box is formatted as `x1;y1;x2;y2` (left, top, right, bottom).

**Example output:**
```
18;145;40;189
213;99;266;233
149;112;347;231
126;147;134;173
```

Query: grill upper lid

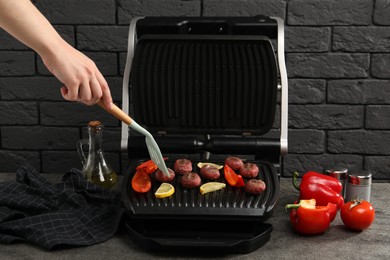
131;34;278;135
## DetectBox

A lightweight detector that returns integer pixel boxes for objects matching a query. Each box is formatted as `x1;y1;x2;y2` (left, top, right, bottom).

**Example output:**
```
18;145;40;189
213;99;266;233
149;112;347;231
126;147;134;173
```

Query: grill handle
128;136;280;162
208;137;280;162
128;136;205;158
136;16;278;38
208;137;279;153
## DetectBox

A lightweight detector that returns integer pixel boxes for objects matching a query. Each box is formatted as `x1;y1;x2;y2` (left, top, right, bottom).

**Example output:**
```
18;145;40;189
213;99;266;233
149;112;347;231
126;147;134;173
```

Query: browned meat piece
224;156;244;171
155;168;175;182
239;162;259;178
200;165;221;181
181;172;201;189
174;158;193;174
245;179;266;195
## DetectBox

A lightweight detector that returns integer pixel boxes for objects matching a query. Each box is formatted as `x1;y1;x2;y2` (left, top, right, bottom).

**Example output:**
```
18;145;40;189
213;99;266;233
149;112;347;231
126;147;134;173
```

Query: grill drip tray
122;160;279;253
125;218;273;254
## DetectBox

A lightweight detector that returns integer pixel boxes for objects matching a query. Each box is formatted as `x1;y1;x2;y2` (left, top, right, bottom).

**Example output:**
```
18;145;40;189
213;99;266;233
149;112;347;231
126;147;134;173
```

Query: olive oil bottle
77;121;117;189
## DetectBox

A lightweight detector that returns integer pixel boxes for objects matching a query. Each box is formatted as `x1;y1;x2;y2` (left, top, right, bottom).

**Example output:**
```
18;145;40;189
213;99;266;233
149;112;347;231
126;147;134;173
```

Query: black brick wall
0;0;389;179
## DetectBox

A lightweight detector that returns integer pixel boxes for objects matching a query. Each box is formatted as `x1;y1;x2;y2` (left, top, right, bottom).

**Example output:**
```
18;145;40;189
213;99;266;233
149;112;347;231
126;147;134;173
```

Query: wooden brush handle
97;100;132;125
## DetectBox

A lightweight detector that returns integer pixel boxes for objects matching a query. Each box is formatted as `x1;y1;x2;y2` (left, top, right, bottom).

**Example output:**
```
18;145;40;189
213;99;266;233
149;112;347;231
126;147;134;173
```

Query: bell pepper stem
292;172;300;191
285;202;300;210
285;199;316;211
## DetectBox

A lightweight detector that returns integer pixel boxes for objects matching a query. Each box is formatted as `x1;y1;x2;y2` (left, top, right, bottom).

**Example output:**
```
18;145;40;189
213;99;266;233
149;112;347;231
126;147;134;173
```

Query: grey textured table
0;173;389;260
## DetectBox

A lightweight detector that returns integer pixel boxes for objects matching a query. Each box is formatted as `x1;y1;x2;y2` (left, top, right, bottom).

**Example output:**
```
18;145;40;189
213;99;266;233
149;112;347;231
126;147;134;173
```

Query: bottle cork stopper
88;121;102;127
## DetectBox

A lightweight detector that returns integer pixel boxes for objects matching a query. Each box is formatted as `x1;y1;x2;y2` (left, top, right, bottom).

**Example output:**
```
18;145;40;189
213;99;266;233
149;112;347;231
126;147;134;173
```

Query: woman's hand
42;41;112;108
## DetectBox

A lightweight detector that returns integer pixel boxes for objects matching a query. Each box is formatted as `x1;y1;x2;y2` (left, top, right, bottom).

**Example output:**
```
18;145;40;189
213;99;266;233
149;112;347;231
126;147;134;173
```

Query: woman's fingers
60;74;110;106
60;85;69;98
96;71;113;109
64;82;80;101
88;77;102;105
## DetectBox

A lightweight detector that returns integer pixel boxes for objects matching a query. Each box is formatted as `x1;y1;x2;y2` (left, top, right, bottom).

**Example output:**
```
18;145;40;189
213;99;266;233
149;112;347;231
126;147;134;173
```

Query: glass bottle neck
88;127;103;152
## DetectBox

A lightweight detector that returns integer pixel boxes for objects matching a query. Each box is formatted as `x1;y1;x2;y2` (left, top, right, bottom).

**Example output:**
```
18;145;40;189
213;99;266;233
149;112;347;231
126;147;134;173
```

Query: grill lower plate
122;160;279;220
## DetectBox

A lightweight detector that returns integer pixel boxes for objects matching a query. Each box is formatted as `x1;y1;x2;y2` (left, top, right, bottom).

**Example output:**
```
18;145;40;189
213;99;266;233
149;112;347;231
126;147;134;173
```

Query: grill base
125;218;273;254
121;159;278;253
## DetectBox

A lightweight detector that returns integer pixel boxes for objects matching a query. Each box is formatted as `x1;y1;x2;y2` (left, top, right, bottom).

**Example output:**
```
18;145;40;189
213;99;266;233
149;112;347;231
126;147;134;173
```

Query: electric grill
120;16;288;254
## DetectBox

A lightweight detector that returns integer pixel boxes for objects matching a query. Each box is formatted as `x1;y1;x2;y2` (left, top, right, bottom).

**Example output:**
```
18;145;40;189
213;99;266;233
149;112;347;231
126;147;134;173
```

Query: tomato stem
349;197;363;210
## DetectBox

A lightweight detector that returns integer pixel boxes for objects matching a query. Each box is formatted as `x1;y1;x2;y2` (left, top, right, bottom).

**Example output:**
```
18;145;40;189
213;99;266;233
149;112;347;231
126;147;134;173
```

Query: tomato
340;199;375;231
131;170;152;193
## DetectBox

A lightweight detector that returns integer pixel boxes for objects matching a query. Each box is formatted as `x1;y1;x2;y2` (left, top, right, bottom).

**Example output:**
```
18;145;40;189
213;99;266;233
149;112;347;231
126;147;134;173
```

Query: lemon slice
155;183;175;198
200;182;226;195
197;162;223;170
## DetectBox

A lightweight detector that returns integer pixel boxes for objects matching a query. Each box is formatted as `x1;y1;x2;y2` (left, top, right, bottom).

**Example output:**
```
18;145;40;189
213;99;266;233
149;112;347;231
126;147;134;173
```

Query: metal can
325;168;348;197
345;171;372;202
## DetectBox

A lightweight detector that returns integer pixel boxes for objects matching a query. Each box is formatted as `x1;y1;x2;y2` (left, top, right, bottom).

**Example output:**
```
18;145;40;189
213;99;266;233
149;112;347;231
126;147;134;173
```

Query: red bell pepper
136;158;168;174
131;170;152;193
293;172;344;209
286;199;337;235
302;171;343;193
224;165;245;187
136;159;158;174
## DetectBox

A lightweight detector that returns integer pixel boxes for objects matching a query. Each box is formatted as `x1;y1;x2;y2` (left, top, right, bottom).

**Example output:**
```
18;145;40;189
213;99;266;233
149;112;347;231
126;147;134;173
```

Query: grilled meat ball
224;156;244;171
155;168;175;183
174;158;193;174
200;164;221;181
245;179;266;195
239;162;259;178
181;172;201;189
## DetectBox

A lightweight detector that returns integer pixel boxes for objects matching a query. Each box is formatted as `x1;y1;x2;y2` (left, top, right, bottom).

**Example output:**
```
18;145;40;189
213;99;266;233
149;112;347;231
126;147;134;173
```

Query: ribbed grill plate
122;160;279;218
131;35;278;135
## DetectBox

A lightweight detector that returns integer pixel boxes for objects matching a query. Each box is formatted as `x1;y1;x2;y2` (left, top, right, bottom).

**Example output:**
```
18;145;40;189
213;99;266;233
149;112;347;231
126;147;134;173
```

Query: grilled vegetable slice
131;170;152;193
224;165;245;187
136;159;158;174
200;182;226;195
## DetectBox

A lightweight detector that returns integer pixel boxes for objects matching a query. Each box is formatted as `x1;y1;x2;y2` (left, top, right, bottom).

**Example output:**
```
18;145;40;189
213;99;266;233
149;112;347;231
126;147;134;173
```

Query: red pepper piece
236;174;245;187
286;199;337;235
131;170;152;193
136;159;158;174
136;158;168;174
293;172;344;209
224;165;245;187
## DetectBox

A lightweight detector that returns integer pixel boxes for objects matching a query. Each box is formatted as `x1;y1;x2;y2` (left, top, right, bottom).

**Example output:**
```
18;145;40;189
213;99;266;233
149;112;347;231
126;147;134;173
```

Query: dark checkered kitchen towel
0;164;124;250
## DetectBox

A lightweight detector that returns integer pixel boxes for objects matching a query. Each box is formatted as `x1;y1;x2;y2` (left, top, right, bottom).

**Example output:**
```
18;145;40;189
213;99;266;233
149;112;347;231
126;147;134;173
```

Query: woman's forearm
0;0;113;107
0;0;64;59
